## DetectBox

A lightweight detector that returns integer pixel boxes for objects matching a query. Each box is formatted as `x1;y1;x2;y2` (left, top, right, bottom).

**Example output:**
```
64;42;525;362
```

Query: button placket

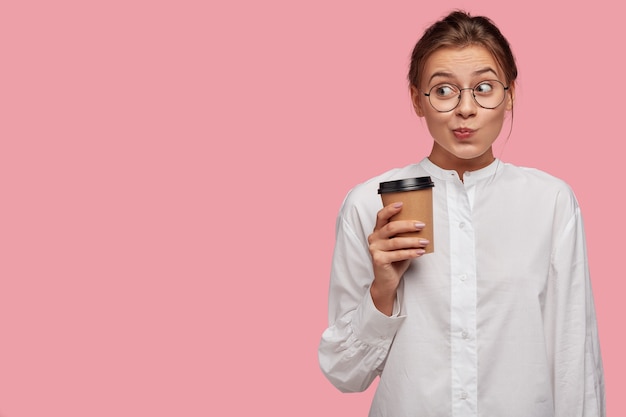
448;179;478;416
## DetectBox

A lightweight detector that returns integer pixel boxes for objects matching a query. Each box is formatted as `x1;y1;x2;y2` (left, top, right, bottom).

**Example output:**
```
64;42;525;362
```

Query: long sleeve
545;198;605;416
318;194;406;393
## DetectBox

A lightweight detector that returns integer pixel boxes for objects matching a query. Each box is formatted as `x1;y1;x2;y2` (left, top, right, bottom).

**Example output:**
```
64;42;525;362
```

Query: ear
410;85;425;117
505;81;515;111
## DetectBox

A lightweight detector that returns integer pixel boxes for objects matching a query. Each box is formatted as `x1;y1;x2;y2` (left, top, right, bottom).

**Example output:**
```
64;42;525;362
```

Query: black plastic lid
378;176;434;194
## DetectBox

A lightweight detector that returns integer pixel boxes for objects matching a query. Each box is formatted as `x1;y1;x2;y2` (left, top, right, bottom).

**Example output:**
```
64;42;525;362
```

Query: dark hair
408;11;518;89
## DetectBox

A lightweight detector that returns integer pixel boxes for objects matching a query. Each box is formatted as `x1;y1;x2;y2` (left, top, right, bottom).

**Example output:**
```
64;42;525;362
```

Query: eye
474;82;494;94
432;84;458;98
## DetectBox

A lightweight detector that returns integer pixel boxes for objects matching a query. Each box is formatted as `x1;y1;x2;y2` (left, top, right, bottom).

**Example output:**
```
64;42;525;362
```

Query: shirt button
459;222;465;229
461;331;469;339
459;274;467;281
460;391;468;400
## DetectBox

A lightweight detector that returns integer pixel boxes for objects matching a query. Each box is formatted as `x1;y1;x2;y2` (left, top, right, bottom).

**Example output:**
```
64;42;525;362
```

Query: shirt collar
419;157;502;181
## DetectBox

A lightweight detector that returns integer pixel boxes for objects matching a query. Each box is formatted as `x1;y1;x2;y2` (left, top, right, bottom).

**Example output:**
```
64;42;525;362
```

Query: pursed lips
452;127;476;139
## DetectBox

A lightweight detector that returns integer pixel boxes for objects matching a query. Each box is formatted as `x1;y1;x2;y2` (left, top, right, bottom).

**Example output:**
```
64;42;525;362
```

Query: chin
448;146;492;161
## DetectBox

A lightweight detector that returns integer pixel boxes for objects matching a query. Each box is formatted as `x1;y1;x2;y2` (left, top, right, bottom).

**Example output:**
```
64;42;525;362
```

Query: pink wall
0;1;621;416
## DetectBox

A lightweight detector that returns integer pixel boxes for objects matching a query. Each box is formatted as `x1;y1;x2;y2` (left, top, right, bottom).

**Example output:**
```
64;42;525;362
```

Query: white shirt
318;158;605;417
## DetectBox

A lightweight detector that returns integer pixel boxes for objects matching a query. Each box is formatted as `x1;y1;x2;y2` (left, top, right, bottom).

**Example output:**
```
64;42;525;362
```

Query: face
410;45;514;171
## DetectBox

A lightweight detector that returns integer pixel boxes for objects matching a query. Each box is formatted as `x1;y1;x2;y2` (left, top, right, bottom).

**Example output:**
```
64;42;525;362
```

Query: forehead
422;45;502;85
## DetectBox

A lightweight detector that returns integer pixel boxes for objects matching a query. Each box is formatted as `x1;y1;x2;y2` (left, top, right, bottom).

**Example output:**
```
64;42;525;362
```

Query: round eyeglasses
422;80;509;113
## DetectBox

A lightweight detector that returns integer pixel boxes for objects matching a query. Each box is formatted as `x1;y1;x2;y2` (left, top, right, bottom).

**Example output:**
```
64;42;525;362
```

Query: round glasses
422;80;509;113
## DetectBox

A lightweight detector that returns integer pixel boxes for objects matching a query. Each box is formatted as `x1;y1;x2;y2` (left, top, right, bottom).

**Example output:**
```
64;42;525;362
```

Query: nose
456;87;477;117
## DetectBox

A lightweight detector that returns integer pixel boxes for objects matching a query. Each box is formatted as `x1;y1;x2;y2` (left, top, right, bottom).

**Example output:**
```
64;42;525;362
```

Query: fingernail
420;239;430;245
415;222;425;228
416;249;426;255
393;202;403;208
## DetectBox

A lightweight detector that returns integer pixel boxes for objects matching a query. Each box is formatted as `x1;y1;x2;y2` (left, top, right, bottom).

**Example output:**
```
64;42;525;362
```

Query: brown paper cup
379;177;434;253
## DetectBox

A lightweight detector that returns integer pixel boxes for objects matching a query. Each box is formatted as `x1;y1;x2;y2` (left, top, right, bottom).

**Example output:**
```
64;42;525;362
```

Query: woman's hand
367;202;429;315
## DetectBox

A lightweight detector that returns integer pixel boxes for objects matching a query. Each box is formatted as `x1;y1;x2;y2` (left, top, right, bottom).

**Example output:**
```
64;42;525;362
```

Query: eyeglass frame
421;79;510;113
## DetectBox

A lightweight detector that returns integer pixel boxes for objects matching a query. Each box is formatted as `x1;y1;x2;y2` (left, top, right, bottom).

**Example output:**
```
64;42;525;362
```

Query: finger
371;248;426;266
371;238;429;256
382;220;426;238
376;236;430;251
373;202;404;231
369;220;426;245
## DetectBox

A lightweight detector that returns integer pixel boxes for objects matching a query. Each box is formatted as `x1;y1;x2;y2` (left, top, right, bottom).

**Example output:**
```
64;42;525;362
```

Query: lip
453;128;476;140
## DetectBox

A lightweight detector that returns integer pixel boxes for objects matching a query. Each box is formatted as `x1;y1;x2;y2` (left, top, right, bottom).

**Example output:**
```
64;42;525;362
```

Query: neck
428;146;495;181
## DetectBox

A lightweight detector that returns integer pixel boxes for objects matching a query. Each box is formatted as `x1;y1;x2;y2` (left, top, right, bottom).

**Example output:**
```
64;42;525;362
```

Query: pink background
0;0;622;416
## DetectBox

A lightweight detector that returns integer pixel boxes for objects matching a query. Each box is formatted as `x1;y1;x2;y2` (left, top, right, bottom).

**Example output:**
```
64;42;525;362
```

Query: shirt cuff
351;289;406;348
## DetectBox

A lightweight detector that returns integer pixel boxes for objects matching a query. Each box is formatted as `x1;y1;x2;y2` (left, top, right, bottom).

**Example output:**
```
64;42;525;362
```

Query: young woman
318;10;605;417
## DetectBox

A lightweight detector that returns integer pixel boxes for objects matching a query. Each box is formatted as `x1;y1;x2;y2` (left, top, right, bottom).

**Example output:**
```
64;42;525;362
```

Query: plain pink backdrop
0;0;622;416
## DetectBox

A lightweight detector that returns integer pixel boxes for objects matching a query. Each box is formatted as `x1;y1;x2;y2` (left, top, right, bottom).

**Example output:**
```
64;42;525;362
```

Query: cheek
484;110;507;136
423;113;453;138
422;107;450;124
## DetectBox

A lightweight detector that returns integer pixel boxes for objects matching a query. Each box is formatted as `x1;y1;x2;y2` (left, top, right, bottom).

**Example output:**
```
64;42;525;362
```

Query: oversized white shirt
319;158;605;417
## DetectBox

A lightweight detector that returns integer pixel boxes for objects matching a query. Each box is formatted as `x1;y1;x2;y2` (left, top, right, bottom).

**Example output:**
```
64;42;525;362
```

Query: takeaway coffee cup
378;176;435;253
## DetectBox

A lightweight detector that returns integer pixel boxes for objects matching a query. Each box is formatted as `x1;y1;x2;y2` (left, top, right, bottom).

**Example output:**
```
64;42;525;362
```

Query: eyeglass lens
428;80;506;112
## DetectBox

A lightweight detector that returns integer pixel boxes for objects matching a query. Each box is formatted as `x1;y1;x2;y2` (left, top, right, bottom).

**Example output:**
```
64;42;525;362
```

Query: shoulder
500;162;568;187
499;162;579;211
342;163;424;210
337;163;426;228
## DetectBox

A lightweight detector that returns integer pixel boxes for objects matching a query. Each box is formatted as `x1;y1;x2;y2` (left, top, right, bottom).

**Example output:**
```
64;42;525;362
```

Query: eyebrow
428;67;499;85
